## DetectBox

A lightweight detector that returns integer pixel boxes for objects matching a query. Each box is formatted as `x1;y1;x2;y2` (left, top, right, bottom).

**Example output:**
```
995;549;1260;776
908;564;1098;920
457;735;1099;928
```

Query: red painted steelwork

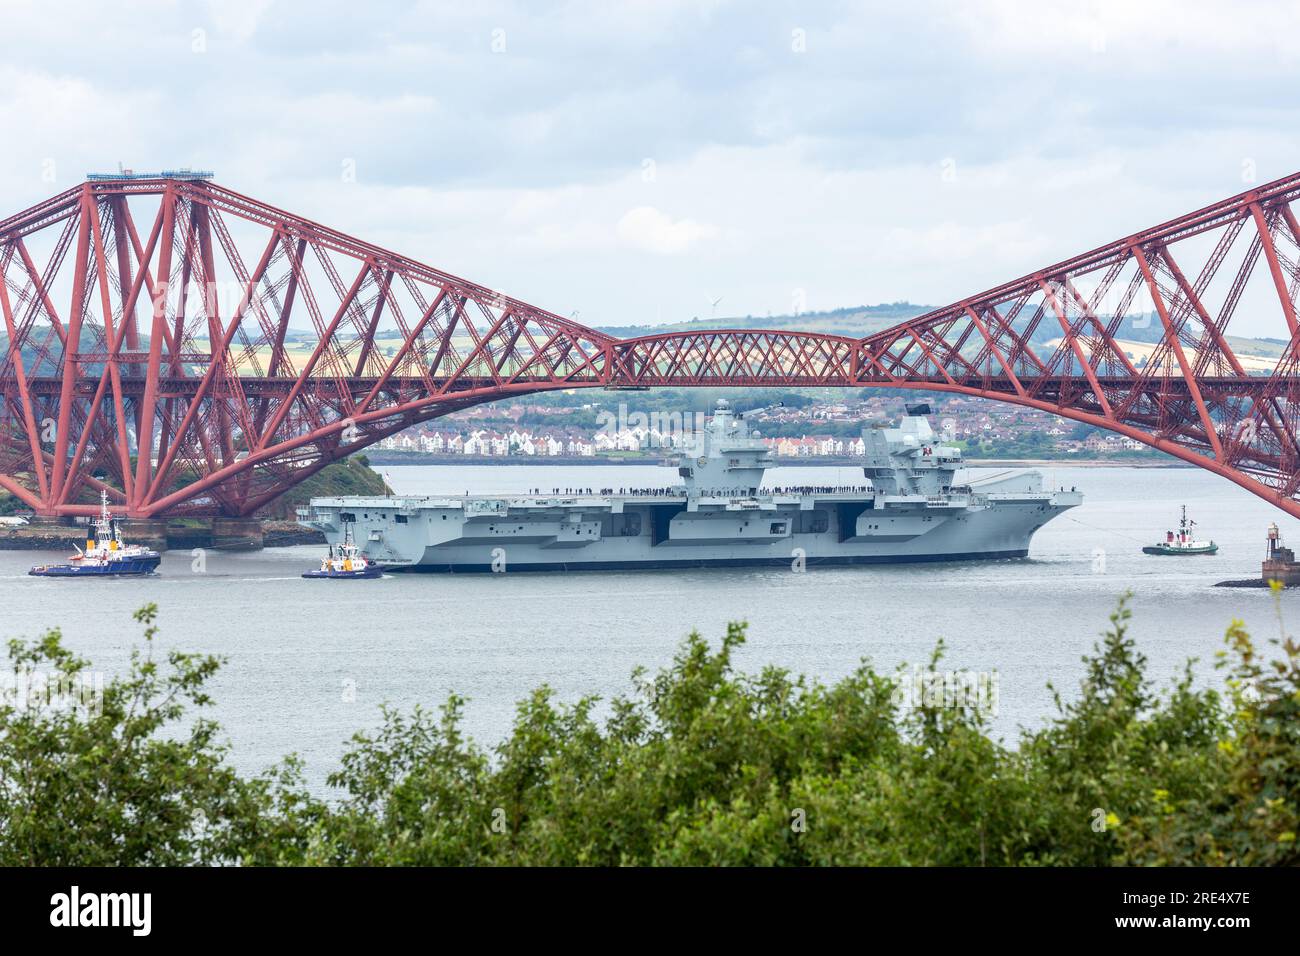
4;173;1300;518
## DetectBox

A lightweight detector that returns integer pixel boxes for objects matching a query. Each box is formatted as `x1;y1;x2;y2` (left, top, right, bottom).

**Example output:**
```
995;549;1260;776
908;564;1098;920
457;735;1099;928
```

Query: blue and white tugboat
28;491;162;577
302;524;382;579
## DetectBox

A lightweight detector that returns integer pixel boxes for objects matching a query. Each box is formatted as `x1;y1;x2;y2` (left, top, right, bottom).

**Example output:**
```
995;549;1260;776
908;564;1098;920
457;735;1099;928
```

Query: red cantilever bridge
4;171;1300;520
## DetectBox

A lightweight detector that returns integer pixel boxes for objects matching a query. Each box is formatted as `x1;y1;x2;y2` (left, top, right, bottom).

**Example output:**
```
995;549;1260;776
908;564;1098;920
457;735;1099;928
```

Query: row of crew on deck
523;484;878;499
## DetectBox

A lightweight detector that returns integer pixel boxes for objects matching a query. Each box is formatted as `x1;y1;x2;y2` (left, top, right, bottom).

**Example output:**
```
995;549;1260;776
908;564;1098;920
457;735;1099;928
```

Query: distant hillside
596;303;1174;346
0;308;1275;369
595;302;930;338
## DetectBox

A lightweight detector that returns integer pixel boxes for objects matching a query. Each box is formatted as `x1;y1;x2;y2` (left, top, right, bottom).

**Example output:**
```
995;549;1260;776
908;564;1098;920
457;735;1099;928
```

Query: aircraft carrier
298;402;1082;572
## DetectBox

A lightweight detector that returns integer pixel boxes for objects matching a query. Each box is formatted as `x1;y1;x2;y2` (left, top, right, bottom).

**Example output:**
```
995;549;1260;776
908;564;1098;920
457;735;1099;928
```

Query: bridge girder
4;173;1300;518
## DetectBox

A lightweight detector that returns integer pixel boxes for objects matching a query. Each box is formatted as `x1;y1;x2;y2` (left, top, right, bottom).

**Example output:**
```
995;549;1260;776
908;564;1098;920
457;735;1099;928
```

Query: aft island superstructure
299;402;1082;572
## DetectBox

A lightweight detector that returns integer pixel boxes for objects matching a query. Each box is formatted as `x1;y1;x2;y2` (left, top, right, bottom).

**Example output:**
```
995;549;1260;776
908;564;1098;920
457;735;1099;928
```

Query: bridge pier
24;514;76;528
118;519;169;551
210;517;264;551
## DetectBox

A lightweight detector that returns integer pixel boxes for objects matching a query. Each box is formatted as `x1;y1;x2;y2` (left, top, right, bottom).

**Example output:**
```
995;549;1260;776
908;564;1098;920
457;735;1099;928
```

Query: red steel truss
4;172;1300;518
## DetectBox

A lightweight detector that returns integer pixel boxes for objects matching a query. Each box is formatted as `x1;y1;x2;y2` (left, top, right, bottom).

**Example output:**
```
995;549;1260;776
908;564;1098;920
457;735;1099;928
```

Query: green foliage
2;595;1297;866
0;605;293;865
257;456;389;519
1115;587;1300;864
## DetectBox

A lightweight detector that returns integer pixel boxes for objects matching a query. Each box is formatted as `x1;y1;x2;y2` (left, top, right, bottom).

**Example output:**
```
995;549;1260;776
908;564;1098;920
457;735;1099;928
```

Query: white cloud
203;0;273;42
616;206;720;255
0;0;1297;332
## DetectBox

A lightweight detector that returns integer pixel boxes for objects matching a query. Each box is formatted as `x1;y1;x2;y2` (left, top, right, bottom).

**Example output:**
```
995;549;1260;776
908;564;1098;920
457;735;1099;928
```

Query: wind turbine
707;295;723;319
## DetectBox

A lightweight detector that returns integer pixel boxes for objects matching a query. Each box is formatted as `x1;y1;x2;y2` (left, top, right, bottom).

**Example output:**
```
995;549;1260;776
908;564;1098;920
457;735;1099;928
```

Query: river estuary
2;463;1296;791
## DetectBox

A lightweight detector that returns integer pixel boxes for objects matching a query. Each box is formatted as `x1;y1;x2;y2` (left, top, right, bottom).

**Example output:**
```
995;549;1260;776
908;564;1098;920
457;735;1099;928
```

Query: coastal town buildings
367;395;1154;459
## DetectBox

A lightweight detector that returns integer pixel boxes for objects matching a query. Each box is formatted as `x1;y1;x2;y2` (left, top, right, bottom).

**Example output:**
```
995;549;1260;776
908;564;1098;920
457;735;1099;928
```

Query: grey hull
299;404;1082;573
300;491;1077;572
389;548;1031;574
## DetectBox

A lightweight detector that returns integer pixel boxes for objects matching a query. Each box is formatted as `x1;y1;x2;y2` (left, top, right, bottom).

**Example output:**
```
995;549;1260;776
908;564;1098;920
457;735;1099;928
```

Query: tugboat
302;523;382;579
28;491;162;577
1142;506;1218;555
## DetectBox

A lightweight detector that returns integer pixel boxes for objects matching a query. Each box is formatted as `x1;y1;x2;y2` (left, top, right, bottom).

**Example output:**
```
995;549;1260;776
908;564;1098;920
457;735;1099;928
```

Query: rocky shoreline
263;523;327;547
0;520;324;552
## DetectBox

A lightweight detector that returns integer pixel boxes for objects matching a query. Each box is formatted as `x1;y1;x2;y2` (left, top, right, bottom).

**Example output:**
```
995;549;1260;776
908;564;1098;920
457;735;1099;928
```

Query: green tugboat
1142;506;1218;556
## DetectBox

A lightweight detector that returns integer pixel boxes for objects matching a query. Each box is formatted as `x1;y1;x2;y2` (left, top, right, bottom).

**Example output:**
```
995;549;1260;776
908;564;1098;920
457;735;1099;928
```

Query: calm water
2;463;1297;792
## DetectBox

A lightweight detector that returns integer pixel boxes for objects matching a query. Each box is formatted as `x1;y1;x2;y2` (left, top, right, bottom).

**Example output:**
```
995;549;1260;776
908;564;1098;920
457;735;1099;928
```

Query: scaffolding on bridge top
85;167;214;182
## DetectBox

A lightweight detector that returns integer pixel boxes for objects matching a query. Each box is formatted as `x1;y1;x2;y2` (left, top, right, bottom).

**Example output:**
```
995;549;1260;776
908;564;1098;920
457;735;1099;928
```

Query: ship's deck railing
311;485;999;513
307;487;892;509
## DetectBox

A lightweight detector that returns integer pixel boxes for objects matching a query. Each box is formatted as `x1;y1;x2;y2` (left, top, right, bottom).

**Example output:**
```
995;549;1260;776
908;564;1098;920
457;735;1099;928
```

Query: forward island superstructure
298;402;1082;572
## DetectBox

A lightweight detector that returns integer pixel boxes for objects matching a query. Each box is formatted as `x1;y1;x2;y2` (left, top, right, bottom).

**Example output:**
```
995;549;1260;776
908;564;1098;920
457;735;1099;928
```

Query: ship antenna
98;488;111;538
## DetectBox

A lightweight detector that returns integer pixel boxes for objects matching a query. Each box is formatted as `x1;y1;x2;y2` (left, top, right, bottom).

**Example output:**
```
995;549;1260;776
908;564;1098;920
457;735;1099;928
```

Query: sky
1;0;1298;331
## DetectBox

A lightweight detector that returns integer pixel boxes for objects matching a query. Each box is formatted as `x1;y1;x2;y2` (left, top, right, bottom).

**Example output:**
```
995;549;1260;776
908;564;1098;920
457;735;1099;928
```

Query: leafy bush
1;595;1296;866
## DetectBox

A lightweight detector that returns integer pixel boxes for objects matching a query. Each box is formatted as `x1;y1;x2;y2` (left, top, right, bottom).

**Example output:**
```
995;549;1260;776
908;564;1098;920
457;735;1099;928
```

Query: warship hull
373;550;1033;574
300;482;1079;574
299;404;1082;574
